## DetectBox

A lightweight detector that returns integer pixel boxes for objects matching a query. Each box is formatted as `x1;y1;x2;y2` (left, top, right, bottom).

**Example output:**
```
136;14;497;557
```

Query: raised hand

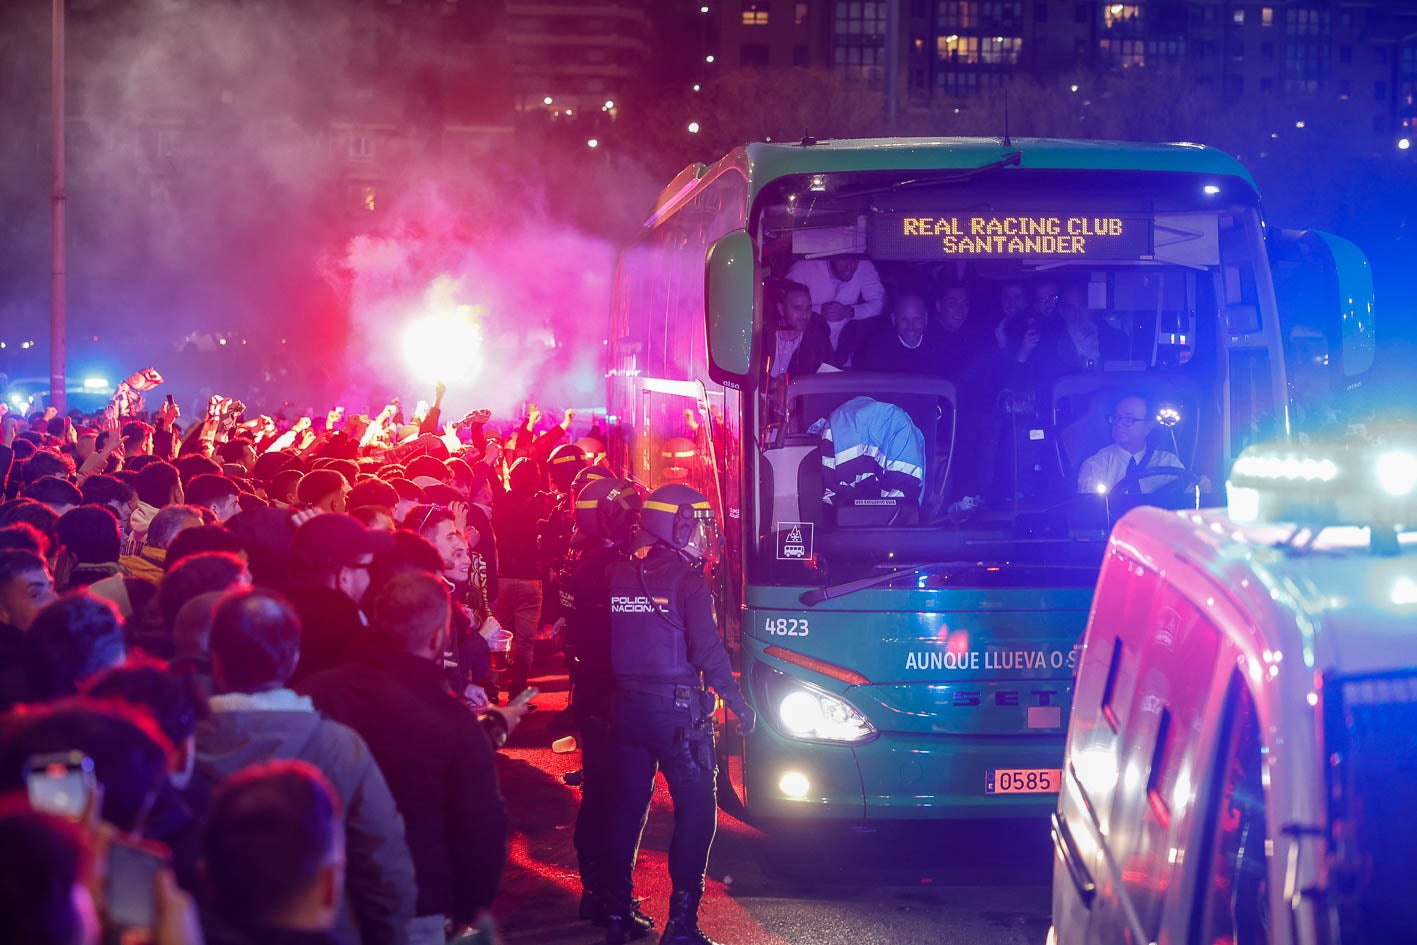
290;506;324;528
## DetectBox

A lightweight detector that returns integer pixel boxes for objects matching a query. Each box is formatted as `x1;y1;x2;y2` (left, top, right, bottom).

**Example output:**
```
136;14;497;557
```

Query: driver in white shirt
1077;394;1184;495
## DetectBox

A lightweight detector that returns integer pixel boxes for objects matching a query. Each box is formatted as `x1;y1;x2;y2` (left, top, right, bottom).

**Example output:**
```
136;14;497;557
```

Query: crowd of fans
0;383;610;945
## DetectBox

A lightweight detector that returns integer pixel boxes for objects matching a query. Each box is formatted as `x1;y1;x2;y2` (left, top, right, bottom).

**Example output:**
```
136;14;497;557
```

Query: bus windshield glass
750;168;1275;588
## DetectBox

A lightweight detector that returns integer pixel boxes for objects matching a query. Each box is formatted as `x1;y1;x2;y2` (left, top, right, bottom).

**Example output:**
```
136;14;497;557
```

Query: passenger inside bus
783;252;886;357
768;280;834;378
851;293;952;375
1038;283;1132;376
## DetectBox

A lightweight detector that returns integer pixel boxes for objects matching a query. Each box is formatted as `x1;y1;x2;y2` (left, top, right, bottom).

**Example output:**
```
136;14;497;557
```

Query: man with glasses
1077;394;1184;495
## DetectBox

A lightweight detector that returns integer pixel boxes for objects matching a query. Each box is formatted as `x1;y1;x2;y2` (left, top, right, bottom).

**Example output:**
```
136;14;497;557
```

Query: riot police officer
544;443;589;733
604;484;756;945
562;476;652;934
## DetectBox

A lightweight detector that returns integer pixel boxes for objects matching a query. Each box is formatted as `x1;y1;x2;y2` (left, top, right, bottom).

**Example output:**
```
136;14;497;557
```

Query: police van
1049;436;1417;945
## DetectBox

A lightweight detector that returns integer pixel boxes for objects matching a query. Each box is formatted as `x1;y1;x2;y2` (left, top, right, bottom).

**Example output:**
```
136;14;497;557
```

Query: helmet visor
682;509;719;563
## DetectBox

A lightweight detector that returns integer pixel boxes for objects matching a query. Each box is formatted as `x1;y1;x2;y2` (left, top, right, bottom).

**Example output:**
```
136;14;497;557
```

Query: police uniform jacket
608;546;749;718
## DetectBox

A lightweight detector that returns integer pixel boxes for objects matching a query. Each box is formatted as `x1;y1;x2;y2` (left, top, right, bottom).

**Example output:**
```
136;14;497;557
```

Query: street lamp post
51;0;67;414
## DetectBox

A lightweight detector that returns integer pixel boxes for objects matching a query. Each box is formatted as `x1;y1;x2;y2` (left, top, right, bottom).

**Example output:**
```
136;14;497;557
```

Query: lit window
1232;7;1245;25
1104;3;1141;29
795;2;808;25
937;34;981;64
349;135;374;161
1261;6;1273;27
742;1;768;26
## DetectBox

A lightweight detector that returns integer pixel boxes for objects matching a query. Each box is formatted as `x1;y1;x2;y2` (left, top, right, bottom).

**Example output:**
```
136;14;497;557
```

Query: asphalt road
494;662;1054;945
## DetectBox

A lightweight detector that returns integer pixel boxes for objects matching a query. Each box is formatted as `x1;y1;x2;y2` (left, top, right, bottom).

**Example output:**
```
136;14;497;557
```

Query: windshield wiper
800;561;977;607
839;151;1024;201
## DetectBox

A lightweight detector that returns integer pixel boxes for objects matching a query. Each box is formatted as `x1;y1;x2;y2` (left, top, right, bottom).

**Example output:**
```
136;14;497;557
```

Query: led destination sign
869;212;1153;260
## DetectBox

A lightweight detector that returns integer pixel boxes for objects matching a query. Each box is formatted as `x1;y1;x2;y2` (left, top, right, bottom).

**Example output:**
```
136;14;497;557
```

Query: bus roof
653;137;1260;219
1114;506;1417;681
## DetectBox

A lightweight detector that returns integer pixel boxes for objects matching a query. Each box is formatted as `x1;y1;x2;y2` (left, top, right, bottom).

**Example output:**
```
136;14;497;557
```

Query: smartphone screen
107;837;168;930
24;752;94;819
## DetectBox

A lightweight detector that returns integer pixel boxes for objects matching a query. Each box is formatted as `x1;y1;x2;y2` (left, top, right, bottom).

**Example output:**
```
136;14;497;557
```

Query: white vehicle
1050;436;1417;945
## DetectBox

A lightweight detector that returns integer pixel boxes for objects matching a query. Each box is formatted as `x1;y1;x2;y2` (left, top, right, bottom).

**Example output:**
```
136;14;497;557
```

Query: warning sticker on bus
776;523;814;561
869;212;1153;261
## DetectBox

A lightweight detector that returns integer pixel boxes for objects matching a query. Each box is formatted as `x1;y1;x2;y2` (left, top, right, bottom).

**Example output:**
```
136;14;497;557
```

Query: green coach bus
607;137;1374;824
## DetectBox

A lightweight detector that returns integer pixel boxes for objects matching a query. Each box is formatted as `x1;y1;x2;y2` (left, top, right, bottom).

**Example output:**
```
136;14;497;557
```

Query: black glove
734;705;757;736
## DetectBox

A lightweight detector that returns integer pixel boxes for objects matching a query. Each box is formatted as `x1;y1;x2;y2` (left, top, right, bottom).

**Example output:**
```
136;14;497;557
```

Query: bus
607;137;1375;824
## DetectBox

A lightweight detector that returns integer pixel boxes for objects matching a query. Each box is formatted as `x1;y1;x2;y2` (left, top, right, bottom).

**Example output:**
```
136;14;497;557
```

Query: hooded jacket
195;690;417;945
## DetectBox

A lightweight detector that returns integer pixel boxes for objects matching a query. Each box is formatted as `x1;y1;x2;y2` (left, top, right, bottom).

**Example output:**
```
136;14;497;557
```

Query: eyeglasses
415;504;447;534
1110;415;1149;426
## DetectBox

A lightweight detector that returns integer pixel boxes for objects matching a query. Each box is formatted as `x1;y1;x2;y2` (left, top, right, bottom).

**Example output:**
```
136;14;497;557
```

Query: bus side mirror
705;229;759;390
1271;229;1377;384
1309;230;1376;380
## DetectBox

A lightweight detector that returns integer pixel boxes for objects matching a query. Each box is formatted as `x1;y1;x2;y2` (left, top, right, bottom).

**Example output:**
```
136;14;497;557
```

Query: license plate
985;768;1061;795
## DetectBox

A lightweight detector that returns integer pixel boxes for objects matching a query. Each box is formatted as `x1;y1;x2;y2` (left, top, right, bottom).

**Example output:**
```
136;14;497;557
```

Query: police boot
657;889;720;945
587;890;651;929
579;888;606;923
604;904;654;943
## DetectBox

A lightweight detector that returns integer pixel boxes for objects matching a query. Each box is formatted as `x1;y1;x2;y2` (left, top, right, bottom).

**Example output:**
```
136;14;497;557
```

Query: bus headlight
759;667;876;744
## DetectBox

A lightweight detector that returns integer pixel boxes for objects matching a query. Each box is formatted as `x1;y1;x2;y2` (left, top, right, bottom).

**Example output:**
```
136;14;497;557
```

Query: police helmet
573;476;643;548
571;463;614;498
547;443;588;491
658;437;697;482
638;483;717;561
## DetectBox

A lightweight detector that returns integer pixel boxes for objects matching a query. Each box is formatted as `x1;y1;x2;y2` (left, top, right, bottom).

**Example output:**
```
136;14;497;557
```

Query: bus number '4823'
765;617;809;637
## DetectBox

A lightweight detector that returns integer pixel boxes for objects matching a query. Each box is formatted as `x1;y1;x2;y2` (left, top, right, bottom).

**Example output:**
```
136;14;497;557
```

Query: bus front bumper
742;725;1064;822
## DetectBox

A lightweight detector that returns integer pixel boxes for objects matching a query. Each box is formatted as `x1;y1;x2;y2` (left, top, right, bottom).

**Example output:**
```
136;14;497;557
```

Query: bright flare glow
1070;84;1079;92
1391;576;1417;606
779;771;810;798
1400;138;1412;151
603;100;615;109
81;377;108;390
1203;184;1221;195
705;54;715;63
1228;484;1260;523
687;121;701;133
692;83;701;92
401;302;486;385
542;96;553;105
587;138;599;149
779;691;823;734
7;395;22;407
1376;450;1417;496
1233;453;1338;482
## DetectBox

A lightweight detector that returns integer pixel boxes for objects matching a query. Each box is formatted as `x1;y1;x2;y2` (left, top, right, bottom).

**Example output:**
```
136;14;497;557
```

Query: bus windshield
749;168;1275;588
